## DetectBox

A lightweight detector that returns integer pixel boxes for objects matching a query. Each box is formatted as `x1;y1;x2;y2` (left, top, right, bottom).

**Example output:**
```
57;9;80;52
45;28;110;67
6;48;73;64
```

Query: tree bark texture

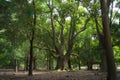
100;0;117;80
28;37;34;76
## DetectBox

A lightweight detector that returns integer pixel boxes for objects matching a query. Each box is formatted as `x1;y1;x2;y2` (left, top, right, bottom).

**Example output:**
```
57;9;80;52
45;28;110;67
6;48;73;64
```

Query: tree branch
33;46;59;58
73;18;90;39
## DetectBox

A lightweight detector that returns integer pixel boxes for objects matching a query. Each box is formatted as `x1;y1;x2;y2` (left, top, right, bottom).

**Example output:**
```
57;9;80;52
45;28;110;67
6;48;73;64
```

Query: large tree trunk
100;0;117;80
55;54;72;70
64;56;71;70
55;56;64;70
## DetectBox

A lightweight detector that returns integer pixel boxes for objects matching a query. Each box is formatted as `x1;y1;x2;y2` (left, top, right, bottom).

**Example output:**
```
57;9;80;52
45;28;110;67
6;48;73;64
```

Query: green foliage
0;38;14;68
58;2;77;17
113;46;120;64
0;0;120;70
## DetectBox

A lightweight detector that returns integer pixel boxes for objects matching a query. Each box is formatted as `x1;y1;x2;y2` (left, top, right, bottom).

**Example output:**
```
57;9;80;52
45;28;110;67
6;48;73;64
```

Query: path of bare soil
0;70;120;80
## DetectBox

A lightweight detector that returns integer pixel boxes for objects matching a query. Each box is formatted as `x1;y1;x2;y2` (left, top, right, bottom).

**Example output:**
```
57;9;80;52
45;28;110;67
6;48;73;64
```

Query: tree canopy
0;0;120;79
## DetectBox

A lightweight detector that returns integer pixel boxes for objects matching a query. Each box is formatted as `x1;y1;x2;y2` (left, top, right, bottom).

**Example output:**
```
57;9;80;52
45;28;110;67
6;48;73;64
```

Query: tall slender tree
100;0;117;80
28;0;36;76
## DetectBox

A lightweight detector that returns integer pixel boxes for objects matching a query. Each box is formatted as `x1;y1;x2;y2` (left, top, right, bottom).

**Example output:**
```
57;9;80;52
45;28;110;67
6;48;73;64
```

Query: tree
91;0;107;71
28;0;36;76
100;0;117;80
47;0;90;70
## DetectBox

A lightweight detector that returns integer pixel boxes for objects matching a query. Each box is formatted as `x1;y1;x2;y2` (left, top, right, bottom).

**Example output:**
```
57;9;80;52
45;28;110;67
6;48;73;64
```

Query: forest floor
0;69;120;80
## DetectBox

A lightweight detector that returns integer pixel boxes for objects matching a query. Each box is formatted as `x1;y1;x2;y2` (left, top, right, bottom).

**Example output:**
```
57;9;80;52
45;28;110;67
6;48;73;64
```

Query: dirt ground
0;70;120;80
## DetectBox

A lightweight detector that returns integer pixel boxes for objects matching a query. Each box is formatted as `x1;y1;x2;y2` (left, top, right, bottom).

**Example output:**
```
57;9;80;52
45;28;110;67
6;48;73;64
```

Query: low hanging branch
73;18;90;39
55;19;64;28
33;46;59;58
47;0;60;54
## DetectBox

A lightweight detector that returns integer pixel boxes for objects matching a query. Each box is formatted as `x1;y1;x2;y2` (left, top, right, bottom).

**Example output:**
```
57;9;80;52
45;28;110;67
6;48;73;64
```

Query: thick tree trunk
64;56;71;70
55;56;71;70
100;0;117;80
55;56;64;70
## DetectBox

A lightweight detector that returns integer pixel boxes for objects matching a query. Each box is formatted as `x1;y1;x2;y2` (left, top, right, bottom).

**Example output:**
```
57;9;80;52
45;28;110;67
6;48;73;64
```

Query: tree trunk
25;55;29;71
28;38;34;76
78;61;81;70
55;55;72;70
100;0;117;80
64;56;71;70
28;0;36;76
15;59;18;72
68;58;72;70
87;61;93;70
100;47;107;72
64;36;73;70
87;65;92;70
55;56;64;70
77;51;81;70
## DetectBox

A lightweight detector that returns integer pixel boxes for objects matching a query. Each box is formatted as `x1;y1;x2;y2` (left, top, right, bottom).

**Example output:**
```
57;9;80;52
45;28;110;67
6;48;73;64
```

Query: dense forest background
0;0;120;80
